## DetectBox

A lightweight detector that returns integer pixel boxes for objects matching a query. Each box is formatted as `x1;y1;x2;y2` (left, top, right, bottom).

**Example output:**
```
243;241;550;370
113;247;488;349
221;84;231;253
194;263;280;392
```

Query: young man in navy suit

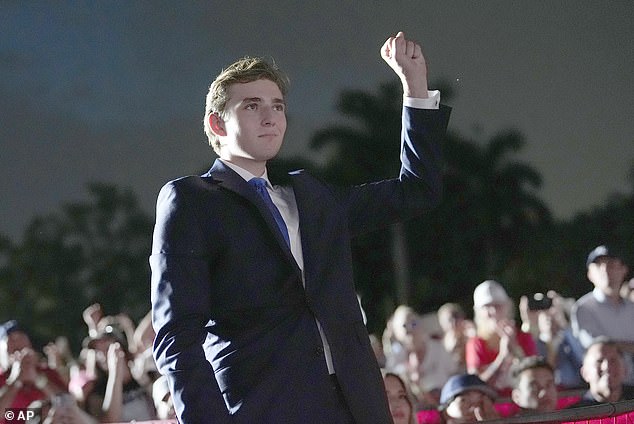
151;31;451;424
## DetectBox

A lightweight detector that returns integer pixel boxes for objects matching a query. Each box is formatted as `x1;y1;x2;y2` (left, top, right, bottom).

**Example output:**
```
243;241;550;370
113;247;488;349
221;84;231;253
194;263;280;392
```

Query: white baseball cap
473;280;510;308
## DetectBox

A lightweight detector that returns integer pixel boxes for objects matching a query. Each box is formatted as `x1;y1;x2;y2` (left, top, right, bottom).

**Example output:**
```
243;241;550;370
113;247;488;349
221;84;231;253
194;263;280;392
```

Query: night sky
2;1;633;241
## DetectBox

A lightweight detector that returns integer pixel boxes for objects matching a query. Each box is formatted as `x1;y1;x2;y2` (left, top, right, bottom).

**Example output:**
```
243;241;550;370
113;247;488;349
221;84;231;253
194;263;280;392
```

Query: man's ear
209;113;227;137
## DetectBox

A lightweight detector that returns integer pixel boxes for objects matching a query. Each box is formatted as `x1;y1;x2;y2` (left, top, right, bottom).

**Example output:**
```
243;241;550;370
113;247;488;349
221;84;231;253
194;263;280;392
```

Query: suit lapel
205;160;300;270
289;171;335;294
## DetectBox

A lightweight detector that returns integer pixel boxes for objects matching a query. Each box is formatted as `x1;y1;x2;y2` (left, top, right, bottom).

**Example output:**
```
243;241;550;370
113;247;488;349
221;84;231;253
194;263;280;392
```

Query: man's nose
261;107;275;126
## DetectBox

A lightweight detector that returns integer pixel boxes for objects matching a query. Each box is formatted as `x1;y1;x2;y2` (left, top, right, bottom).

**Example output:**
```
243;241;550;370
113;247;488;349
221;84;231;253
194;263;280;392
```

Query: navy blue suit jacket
150;105;451;423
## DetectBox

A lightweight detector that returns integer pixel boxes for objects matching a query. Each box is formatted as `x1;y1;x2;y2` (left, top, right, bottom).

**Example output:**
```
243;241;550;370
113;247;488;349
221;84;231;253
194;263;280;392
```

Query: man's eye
245;103;257;110
273;104;285;111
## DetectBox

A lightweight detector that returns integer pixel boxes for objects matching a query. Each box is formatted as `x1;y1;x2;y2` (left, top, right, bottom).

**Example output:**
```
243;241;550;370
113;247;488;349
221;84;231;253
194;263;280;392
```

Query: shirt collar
219;159;272;188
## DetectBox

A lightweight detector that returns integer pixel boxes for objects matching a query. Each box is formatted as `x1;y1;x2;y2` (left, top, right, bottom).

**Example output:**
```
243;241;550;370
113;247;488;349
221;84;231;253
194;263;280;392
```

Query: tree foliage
0;183;153;350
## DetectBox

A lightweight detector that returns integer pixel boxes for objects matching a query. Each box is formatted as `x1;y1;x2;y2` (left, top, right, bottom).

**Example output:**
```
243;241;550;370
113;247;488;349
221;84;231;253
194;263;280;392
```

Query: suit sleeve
150;181;231;424
344;105;451;235
400;105;450;190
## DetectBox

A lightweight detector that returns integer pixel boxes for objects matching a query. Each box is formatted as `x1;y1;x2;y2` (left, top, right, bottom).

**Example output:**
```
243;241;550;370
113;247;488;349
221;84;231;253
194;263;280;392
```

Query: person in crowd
27;393;98;424
437;302;474;373
438;374;499;423
569;337;634;408
520;292;585;389
129;311;159;389
42;336;74;388
510;356;558;415
386;305;458;407
383;312;407;371
81;324;156;422
383;372;417;424
67;366;97;413
571;245;634;384
82;304;140;356
0;320;67;422
466;280;537;394
150;30;450;424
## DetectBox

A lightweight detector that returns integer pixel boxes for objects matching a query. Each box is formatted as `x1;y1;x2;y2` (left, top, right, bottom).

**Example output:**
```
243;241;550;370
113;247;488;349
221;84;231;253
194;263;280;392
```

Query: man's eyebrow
240;97;286;105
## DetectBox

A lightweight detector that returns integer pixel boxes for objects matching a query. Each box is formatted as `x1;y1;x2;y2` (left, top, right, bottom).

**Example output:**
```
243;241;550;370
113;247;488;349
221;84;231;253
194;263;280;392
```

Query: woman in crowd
383;372;417;424
437;303;475;373
384;305;458;407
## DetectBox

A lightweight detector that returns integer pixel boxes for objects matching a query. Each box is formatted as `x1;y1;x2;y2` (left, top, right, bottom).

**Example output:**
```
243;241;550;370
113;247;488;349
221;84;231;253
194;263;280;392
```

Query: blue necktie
248;178;290;247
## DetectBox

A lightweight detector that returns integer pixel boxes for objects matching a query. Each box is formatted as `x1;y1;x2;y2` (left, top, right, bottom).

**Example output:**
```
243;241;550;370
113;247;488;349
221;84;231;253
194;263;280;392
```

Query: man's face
475;302;509;334
480;302;508;321
392;311;424;349
445;390;494;422
582;343;626;400
512;367;558;412
587;257;629;294
6;331;32;355
214;79;286;172
439;309;465;333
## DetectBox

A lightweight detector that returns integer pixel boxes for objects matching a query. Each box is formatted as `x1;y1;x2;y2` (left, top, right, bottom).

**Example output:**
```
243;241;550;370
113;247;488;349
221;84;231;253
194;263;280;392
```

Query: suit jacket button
315;346;324;356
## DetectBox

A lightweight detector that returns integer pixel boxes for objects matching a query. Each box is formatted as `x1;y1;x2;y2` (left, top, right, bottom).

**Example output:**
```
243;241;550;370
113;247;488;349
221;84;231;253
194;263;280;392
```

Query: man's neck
220;157;266;177
604;289;623;304
220;156;266;177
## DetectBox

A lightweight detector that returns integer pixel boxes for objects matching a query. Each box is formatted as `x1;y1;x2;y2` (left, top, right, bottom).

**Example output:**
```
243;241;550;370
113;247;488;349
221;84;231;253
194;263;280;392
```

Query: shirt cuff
404;90;440;110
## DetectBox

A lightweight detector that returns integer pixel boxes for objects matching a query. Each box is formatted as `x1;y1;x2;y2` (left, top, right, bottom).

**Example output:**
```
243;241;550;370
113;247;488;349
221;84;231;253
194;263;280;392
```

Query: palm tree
310;81;403;182
437;129;551;283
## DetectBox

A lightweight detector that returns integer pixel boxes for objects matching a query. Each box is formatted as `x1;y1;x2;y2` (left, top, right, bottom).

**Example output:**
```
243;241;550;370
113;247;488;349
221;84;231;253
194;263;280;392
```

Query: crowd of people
0;303;175;423
0;244;633;423
378;244;634;423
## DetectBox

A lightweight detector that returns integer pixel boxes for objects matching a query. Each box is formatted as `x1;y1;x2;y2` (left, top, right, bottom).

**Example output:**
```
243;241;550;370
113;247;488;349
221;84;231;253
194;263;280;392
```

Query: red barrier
561;411;634;423
418;399;634;424
108;400;634;424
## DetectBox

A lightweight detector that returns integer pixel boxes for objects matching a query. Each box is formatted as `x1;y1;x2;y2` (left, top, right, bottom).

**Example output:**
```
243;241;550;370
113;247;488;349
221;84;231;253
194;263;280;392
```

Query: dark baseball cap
439;374;497;410
586;245;623;267
82;324;128;351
